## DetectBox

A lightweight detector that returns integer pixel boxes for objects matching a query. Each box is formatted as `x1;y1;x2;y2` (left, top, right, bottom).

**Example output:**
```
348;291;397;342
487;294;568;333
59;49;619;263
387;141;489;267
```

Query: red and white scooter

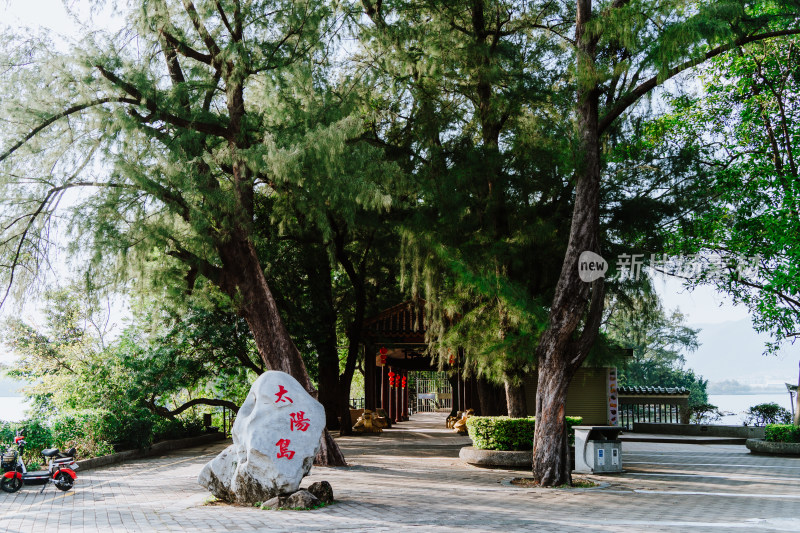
1;430;78;493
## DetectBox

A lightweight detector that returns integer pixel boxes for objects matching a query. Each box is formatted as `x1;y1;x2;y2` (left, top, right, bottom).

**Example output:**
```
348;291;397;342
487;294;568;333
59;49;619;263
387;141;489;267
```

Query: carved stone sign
198;371;325;503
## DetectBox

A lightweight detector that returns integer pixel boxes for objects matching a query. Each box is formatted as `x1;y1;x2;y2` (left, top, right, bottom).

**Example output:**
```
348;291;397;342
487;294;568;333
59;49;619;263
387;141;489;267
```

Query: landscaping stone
307;480;334;504
198;371;325;504
259;496;284;510
284;490;319;509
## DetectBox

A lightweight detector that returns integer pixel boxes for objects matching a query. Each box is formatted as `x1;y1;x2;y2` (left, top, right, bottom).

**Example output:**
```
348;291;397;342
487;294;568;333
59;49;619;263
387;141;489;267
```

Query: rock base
259;482;334;510
746;438;800;456
459;446;532;468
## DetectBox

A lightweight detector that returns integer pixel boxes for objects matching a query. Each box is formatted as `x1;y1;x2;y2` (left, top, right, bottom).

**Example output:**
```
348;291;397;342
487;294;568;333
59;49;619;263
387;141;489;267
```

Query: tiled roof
618;386;690;395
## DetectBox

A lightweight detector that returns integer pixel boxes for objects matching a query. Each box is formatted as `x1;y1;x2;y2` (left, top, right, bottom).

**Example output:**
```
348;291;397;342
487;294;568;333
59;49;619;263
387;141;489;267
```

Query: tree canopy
0;0;799;483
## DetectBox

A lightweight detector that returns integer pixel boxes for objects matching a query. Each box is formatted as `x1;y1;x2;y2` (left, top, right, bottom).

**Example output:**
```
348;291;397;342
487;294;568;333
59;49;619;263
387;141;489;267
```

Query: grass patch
510;476;598;489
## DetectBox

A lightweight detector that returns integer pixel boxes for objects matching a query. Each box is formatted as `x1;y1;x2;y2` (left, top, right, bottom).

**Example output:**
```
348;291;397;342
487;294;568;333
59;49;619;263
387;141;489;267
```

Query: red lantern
401;376;407;388
379;347;388;365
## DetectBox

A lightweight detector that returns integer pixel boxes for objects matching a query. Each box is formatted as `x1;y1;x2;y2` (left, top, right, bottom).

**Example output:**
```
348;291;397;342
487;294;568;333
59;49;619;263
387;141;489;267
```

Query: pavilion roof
618;386;690;396
362;299;426;343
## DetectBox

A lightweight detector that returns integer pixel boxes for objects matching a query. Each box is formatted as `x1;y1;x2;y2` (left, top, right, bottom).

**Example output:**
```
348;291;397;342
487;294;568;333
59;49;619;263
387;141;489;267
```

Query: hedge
765;424;800;443
466;416;583;451
0;409;207;463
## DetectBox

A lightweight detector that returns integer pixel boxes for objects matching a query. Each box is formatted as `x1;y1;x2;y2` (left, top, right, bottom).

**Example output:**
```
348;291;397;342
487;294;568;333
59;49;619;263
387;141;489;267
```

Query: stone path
1;413;798;532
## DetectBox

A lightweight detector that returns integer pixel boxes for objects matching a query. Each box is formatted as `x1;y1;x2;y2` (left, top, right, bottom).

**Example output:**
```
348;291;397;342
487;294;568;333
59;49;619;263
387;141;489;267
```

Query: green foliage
48;410;115;459
466;416;583;451
607;289;708;407
689;403;723;424
654;34;800;353
745;403;793;426
3;287;245;452
764;424;800;443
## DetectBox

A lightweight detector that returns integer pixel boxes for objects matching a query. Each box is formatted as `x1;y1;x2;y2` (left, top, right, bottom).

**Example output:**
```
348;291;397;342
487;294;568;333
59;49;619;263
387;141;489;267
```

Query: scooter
1;430;78;493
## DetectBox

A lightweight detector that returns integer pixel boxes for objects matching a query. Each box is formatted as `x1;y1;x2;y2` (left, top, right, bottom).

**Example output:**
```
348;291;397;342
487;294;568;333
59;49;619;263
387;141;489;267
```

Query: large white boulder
198;371;325;503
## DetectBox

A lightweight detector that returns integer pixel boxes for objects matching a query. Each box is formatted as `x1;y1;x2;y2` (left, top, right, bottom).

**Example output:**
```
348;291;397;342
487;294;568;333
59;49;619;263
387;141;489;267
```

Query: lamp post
795;360;800;426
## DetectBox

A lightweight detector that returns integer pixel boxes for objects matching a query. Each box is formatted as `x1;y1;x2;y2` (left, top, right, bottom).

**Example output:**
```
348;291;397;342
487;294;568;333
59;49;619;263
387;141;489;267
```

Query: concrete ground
1;413;798;533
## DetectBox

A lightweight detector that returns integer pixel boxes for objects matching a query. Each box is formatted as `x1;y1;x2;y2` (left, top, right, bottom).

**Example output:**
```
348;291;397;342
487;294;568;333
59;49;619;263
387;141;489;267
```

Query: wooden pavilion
360;300;483;423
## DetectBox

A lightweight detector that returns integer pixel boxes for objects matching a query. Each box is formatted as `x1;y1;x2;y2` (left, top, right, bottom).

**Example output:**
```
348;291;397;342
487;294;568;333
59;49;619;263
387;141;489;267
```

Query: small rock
283;490;319;509
307;481;334;504
260;496;284;510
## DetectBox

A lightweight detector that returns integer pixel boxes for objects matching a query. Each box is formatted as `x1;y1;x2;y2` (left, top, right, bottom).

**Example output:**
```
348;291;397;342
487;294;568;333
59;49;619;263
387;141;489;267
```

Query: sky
1;0;797;387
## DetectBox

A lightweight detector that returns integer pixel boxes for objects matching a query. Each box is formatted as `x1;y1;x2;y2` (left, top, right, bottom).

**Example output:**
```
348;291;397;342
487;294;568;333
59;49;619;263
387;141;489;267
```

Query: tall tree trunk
218;235;347;466
336;339;361;437
477;377;507;416
531;0;604;486
304;246;342;431
448;373;461;419
331;223;370;437
504;378;527;418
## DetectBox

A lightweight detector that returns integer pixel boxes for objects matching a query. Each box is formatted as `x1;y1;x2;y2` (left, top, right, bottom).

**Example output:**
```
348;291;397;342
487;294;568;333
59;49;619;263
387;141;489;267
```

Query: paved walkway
1;413;799;532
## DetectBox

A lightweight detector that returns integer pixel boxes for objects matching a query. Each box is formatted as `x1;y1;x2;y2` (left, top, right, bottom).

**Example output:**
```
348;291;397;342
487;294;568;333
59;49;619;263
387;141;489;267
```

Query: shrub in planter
764;424;800;443
466;416;583;451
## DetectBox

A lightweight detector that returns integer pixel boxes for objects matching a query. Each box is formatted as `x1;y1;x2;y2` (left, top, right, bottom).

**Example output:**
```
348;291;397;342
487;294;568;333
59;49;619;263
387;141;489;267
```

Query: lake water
709;393;795;425
0;396;29;422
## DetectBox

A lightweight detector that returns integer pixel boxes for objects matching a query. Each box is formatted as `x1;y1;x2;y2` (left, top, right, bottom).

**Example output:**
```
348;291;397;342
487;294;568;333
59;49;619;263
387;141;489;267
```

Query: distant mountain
707;379;788;394
683;318;800;386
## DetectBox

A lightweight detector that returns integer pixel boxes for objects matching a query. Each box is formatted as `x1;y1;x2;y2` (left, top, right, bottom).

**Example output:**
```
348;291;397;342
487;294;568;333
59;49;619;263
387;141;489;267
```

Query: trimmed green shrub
466;416;583;451
765;424;800;443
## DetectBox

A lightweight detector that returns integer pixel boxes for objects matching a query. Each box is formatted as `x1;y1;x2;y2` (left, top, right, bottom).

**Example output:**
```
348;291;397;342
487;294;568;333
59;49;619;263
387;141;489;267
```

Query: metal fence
620;403;683;430
350;398;365;409
410;371;452;413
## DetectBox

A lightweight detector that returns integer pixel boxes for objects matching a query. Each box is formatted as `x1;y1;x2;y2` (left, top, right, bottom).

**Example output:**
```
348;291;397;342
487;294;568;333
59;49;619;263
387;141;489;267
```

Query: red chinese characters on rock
290;411;311;432
273;385;314;460
274;385;293;404
275;438;295;459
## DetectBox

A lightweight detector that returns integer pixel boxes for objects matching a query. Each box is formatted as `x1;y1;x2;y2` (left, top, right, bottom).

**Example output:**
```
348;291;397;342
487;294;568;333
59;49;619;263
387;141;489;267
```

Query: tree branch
599;29;800;135
146;397;239;418
96;65;229;138
0;98;137;162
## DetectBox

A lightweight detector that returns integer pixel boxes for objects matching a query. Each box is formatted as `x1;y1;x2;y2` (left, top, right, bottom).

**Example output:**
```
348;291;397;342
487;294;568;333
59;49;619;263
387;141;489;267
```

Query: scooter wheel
0;476;22;493
53;472;74;492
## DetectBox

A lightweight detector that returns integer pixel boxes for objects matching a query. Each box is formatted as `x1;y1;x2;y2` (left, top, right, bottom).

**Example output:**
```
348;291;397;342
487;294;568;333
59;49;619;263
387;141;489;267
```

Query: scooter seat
59;447;76;458
41;448;60;457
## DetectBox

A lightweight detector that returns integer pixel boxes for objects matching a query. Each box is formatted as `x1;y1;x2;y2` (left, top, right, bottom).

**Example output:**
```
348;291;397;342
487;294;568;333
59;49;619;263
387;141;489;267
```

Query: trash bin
573;426;622;474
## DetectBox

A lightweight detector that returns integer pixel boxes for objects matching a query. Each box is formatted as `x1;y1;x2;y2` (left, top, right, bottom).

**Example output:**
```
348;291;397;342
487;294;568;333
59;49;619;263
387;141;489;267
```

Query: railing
350;398;365;409
620;403;684;430
411;371;452;413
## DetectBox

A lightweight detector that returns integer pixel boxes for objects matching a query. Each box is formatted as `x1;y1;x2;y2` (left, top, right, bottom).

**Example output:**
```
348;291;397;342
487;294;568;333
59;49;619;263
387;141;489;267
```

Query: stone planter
746;438;800;456
460;446;531;468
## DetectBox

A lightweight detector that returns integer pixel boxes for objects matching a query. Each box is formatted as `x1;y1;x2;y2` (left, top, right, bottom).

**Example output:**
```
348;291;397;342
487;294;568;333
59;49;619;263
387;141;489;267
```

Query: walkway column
403;370;409;420
381;363;388;415
394;369;404;422
365;343;376;411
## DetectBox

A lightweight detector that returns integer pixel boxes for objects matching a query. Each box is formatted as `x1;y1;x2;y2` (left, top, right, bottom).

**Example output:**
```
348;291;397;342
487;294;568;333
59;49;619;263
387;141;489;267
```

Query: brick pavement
1;413;798;532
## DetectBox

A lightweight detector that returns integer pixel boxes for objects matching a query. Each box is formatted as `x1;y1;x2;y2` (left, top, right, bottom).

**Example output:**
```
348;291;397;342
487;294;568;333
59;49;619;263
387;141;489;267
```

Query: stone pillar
365;343;376;411
403;370;409;420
